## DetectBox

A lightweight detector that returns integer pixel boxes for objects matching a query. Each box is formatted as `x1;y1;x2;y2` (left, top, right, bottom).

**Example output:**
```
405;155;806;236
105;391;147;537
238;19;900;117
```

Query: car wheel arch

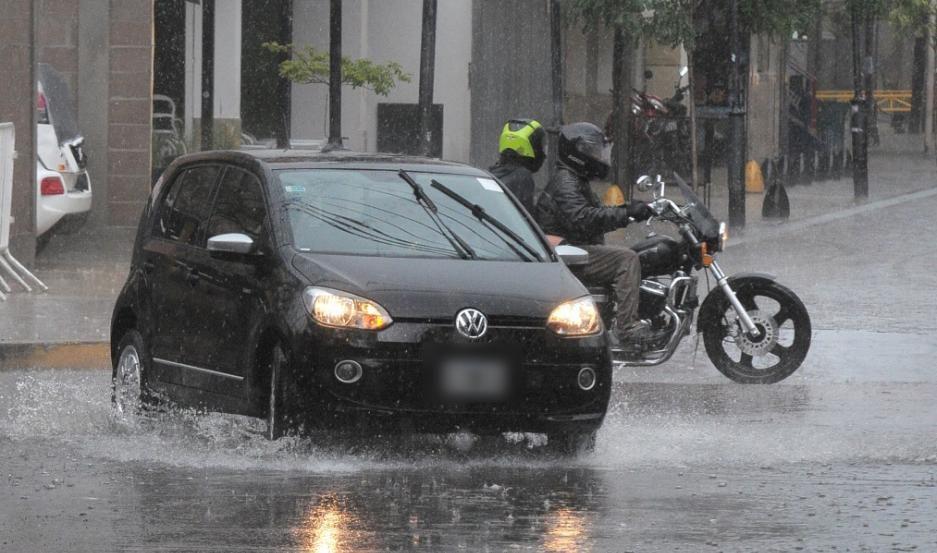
110;307;138;366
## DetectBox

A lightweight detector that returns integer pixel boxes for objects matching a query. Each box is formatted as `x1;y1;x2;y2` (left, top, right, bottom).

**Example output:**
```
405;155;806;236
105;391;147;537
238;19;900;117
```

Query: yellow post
745;160;764;193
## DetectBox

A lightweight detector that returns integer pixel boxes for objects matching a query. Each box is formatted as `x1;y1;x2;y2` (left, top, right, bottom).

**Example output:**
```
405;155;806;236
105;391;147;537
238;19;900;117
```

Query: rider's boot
609;320;668;357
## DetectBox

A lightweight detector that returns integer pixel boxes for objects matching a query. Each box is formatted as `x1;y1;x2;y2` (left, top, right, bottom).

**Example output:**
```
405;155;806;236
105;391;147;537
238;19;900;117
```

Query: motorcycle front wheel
702;280;811;384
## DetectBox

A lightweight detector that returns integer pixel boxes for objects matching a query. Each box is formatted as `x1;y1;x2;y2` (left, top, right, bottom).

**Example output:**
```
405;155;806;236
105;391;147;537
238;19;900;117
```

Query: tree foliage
887;0;937;38
262;42;411;96
563;0;822;48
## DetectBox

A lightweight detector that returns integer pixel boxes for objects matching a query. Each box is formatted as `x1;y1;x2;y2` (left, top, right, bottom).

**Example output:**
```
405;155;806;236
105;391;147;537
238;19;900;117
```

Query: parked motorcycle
631;68;693;178
562;173;812;384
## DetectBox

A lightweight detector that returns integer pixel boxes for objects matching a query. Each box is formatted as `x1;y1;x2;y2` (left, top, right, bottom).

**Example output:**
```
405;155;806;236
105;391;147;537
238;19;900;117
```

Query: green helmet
498;119;546;172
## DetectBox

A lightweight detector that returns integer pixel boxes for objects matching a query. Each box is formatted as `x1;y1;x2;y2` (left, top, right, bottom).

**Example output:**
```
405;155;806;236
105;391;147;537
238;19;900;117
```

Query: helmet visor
576;132;609;161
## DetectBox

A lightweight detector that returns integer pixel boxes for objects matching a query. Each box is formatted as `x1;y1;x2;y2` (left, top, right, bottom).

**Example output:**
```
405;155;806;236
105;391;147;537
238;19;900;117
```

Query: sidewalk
607;151;936;245
0;227;134;369
1;151;933;370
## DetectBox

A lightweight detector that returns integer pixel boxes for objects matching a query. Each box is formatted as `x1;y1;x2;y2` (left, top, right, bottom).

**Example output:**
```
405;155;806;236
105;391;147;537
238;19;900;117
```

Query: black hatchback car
111;150;611;451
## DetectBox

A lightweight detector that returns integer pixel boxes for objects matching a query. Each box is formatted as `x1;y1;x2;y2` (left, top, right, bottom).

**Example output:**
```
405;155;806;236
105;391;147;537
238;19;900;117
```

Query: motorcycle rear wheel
702;281;811;384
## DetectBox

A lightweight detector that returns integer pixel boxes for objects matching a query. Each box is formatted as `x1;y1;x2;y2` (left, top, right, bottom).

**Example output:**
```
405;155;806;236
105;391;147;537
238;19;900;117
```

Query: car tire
547;429;597;457
112;329;157;414
265;342;300;440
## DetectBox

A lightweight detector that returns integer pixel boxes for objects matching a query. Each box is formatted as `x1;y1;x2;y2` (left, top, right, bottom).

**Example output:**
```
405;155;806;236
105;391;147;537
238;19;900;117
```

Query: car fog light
334;360;363;384
577;367;596;391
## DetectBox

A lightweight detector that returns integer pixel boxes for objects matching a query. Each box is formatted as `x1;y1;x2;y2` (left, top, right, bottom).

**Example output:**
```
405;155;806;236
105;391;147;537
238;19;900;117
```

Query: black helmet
557;122;611;180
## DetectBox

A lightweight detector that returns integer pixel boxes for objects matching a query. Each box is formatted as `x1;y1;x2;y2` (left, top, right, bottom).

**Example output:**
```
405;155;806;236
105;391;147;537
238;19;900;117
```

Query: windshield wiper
397;170;476;260
429;179;543;262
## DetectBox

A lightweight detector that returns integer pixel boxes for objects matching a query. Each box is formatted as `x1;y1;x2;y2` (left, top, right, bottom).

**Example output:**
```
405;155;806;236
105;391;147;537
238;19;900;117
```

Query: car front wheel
265;343;300;440
112;329;154;415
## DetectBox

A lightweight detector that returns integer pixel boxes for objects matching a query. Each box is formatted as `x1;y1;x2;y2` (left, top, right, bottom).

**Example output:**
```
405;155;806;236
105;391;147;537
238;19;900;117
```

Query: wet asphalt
2;191;937;552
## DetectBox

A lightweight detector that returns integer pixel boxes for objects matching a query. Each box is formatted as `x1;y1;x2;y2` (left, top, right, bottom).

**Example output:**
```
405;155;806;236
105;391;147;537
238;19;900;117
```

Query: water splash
1;369;935;473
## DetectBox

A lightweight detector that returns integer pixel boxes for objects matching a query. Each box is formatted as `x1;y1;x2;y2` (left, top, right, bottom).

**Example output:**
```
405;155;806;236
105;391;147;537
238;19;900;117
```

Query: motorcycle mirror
680;66;689;78
635;175;654;192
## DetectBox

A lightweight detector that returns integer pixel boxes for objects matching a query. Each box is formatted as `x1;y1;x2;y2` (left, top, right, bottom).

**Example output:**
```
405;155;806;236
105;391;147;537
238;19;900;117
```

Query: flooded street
5;0;937;549
2;359;936;552
0;189;937;552
3;192;937;552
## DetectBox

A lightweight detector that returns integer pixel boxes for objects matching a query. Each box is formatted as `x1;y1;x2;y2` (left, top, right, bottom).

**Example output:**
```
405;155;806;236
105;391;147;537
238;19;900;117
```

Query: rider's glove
625;201;653;222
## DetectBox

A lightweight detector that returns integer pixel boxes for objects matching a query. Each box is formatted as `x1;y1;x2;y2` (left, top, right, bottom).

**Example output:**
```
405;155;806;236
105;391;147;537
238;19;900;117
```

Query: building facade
2;0;823;260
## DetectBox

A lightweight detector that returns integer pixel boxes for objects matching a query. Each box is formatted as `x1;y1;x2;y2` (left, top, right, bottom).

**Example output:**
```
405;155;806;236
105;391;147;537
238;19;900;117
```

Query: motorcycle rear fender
696;272;776;333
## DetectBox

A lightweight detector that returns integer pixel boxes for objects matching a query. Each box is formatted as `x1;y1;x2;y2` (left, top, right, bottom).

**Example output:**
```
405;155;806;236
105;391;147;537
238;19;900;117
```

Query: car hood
291;252;588;320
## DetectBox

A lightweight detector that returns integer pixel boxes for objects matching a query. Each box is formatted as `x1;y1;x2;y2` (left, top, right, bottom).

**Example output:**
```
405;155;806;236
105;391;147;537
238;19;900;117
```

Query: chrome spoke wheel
114;344;142;415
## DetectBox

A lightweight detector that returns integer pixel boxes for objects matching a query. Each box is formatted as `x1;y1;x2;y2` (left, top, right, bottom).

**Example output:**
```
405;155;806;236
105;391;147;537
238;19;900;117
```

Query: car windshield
277;168;549;261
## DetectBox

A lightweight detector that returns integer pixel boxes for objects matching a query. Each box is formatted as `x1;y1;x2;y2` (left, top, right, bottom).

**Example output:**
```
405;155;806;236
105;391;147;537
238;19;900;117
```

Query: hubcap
732;310;779;356
114;345;141;414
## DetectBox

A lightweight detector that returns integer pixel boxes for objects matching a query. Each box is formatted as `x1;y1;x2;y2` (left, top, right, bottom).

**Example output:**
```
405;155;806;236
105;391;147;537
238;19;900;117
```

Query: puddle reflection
121;468;611;551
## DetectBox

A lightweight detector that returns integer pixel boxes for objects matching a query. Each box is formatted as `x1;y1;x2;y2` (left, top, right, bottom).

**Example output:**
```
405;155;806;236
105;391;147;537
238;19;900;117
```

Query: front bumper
289;320;612;434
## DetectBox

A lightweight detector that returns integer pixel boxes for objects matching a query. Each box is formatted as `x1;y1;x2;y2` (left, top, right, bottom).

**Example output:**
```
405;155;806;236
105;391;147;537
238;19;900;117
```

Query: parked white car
36;64;91;244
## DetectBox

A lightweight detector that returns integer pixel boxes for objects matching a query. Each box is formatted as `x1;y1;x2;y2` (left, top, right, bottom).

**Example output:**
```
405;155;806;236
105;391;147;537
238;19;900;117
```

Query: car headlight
718;221;729;251
547;296;601;336
303;287;392;330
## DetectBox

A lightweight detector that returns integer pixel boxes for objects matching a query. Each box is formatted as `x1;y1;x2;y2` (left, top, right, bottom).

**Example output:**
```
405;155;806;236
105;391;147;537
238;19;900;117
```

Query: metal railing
816;90;913;113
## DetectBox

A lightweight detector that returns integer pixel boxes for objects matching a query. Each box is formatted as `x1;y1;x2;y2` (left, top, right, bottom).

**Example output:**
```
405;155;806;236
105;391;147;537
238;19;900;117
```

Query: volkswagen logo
455;308;488;339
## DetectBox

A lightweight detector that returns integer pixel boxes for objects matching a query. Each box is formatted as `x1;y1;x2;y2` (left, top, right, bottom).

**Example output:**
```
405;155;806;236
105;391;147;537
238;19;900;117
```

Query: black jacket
534;164;629;246
489;162;536;214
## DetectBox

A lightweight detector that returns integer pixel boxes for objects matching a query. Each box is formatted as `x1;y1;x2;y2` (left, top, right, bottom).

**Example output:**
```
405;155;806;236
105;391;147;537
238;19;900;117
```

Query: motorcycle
561;173;812;384
631;68;693;179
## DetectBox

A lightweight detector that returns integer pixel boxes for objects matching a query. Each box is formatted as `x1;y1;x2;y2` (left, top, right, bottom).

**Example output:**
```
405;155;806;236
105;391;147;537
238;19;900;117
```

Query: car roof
172;149;490;176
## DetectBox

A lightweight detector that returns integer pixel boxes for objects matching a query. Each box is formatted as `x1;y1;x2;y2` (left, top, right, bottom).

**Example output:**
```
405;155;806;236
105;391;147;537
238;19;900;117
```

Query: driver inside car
534;122;655;349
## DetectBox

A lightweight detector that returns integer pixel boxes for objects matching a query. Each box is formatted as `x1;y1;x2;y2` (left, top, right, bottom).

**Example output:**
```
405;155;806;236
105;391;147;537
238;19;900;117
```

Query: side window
152;166;220;246
206;168;268;245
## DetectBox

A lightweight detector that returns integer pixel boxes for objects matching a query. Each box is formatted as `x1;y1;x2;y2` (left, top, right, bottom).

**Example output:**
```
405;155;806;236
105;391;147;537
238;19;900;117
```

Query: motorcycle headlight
547;296;602;337
718;222;729;251
303;287;392;330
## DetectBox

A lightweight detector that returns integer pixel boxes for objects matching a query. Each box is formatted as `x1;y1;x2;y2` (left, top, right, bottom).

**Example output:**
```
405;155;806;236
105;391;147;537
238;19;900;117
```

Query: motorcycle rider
489;119;546;213
535;122;654;346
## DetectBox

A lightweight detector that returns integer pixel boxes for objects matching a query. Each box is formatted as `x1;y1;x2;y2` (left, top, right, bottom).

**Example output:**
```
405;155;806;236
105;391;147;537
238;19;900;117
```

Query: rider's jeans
578;245;641;332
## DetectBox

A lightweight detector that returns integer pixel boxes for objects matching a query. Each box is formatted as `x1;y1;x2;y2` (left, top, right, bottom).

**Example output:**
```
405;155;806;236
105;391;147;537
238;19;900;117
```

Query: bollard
804;150;816;184
791;153;803;185
761;158;774;186
817;145;830;181
762;159;790;219
831;149;843;179
745;160;765;193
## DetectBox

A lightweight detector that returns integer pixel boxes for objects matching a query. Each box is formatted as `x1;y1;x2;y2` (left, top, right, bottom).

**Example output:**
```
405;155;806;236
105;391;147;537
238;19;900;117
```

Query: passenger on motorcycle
489;119;546;213
534;122;655;347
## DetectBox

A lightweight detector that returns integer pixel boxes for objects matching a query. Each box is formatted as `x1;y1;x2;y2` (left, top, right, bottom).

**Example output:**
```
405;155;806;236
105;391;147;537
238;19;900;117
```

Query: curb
0;341;110;371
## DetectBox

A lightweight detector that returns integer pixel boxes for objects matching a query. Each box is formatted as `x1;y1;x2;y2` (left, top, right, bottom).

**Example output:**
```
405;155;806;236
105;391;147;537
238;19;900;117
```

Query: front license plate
439;358;509;401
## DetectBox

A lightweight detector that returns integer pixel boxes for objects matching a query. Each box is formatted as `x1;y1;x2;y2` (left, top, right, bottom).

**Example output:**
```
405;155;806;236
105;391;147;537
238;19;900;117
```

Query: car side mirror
207;233;256;256
555;244;589;267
